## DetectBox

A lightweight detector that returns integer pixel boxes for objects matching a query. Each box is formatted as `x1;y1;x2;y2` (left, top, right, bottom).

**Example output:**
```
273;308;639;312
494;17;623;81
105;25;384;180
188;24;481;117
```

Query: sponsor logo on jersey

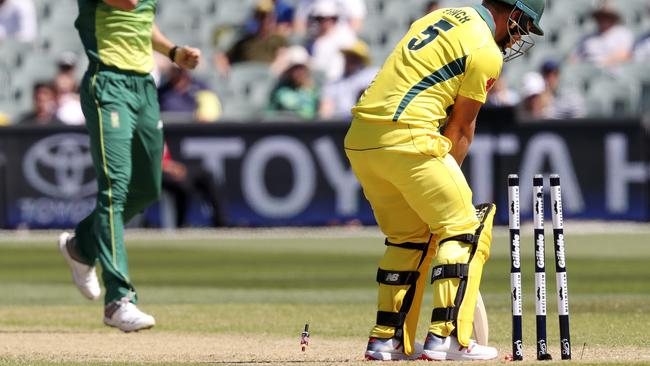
486;78;496;92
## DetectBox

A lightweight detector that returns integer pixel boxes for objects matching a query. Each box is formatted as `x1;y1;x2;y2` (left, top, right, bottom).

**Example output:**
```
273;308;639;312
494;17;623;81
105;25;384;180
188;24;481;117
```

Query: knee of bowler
96;190;128;206
131;186;162;208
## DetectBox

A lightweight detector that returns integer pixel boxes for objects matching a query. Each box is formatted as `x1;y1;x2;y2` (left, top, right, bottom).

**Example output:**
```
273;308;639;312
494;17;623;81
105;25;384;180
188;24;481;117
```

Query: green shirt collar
472;4;496;37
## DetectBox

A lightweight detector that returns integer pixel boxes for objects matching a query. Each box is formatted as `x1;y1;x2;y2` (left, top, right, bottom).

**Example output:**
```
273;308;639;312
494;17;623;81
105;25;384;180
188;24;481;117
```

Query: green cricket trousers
75;63;163;305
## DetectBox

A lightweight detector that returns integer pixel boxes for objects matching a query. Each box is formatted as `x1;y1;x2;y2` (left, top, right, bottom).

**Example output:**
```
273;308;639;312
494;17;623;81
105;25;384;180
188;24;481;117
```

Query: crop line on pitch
1;222;650;243
202;360;355;364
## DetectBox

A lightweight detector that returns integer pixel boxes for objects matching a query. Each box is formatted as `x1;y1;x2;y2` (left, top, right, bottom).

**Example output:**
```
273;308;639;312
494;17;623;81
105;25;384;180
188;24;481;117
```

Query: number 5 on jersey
407;19;455;51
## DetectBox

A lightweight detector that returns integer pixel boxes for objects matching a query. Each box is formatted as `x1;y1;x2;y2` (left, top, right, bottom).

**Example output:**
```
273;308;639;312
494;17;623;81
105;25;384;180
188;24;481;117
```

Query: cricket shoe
364;337;423;361
104;297;156;332
58;232;101;300
420;332;498;361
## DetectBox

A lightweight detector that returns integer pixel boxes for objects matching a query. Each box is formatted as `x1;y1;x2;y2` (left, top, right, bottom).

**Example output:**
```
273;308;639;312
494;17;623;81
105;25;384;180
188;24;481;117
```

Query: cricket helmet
494;0;545;61
495;0;545;35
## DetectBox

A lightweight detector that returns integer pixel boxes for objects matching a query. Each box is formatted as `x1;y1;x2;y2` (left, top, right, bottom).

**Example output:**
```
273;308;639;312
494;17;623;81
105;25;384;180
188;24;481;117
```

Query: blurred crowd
1;0;650;126
489;0;650;120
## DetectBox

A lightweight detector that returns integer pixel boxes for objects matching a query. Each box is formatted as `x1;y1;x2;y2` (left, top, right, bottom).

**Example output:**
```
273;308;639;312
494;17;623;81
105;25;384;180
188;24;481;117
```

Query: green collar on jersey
472;5;496;37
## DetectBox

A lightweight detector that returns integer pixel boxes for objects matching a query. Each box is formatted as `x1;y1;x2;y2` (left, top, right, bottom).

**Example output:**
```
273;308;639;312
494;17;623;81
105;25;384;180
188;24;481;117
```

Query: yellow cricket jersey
349;5;503;139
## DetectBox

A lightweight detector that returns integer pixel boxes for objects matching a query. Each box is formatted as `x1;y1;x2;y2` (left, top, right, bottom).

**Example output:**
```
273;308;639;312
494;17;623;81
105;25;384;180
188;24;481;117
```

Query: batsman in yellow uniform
345;0;545;361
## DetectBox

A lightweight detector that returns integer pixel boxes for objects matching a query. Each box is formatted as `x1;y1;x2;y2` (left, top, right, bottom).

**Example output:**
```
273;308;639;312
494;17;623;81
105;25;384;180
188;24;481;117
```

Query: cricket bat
473;291;489;345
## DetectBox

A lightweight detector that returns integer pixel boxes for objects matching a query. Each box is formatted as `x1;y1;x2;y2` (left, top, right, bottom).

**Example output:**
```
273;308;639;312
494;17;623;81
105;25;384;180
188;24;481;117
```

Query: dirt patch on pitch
0;331;649;365
0;332;364;364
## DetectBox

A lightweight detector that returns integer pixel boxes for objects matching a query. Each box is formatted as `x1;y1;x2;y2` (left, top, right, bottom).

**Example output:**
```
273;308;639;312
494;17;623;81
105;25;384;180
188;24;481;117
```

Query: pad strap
377;269;420;286
384;239;427;251
377;311;408;327
431;263;469;283
439;233;478;246
431;307;457;322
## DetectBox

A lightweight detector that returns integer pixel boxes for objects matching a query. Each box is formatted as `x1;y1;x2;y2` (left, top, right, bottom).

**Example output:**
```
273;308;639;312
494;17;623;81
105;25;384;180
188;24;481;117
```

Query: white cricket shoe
420;332;498;361
58;232;101;300
103;297;156;332
364;337;423;361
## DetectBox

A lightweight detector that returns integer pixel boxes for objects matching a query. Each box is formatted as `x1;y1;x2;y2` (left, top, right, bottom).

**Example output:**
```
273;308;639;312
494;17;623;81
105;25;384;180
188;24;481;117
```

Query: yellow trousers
345;120;486;353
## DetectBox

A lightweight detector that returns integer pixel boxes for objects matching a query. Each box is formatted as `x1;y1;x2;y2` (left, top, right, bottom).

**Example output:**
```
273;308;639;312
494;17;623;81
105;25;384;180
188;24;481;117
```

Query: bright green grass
0;229;649;364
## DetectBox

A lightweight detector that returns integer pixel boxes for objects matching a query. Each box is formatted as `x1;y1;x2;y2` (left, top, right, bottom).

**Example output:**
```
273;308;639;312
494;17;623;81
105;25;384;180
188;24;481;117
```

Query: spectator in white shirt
517;72;550;121
294;0;366;35
540;60;586;119
571;1;633;68
0;0;36;42
53;51;85;125
319;40;378;120
517;62;587;121
304;0;357;82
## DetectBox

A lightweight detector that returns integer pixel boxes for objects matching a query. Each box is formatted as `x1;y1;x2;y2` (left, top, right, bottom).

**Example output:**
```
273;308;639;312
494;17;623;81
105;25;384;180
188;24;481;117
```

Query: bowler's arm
152;24;201;70
443;95;483;166
103;0;138;11
152;24;175;59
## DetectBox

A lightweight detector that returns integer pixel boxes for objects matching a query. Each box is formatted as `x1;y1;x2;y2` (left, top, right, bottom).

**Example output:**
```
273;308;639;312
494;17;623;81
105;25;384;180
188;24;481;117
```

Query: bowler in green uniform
57;0;201;332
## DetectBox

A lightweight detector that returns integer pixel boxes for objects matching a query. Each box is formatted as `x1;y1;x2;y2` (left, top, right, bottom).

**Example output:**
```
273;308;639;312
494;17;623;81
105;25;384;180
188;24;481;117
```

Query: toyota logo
23;133;96;198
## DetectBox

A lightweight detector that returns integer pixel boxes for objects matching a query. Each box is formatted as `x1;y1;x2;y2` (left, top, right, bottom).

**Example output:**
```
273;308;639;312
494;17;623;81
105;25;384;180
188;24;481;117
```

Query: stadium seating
585;76;641;117
617;62;650;115
558;62;604;94
219;62;278;120
1;0;649;122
